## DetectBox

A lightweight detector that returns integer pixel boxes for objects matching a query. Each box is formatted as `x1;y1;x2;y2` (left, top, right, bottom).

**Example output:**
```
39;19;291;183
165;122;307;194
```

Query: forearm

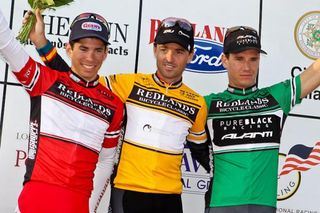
0;10;29;72
90;147;116;213
300;58;320;98
187;139;213;174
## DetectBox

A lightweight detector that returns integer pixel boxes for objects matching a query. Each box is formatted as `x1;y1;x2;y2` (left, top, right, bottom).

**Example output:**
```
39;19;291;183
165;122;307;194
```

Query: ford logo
186;38;226;74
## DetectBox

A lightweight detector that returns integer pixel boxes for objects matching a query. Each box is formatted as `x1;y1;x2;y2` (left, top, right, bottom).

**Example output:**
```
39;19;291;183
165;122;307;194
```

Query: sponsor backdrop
0;0;319;212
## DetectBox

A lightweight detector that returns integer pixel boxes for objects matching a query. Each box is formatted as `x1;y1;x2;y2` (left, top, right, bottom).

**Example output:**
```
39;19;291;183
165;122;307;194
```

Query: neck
155;71;182;85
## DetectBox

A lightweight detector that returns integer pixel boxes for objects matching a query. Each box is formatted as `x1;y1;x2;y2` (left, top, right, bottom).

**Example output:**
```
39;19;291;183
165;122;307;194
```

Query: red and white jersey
14;57;124;196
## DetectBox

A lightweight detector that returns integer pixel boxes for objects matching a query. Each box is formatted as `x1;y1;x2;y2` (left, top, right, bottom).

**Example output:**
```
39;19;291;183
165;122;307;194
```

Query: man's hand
23;9;47;48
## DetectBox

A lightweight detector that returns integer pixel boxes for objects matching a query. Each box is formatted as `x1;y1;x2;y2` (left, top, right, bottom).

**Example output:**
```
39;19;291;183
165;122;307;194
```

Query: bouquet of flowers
17;0;74;44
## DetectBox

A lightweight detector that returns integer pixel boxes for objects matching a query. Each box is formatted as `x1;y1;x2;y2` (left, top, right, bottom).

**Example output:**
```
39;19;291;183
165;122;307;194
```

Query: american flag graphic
279;141;320;176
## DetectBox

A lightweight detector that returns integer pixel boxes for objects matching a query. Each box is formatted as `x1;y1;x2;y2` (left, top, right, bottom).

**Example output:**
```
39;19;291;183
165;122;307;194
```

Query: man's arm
28;9;70;71
187;125;213;174
300;58;320;98
0;10;29;71
90;147;116;213
0;9;29;72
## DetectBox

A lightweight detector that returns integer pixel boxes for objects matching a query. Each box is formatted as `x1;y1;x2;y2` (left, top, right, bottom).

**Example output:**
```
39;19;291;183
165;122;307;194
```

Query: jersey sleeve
269;75;302;114
108;73;135;102
102;99;125;149
13;57;59;97
187;96;208;143
186;96;212;173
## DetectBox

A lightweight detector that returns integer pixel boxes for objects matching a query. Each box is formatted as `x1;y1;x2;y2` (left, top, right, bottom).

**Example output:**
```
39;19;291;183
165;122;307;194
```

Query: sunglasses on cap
160;17;193;32
225;26;258;38
70;12;110;31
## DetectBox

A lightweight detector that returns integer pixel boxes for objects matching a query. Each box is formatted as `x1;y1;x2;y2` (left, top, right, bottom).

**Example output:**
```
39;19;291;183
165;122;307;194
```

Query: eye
96;48;104;53
176;50;184;55
79;46;87;52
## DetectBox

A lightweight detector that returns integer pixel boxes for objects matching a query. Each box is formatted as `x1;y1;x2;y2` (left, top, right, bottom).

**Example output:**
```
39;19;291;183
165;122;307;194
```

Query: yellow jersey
101;73;207;194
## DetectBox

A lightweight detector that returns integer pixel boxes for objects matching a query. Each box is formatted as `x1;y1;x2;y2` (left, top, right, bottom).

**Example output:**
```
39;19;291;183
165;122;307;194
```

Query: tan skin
153;43;194;84
26;9;107;82
222;49;260;89
66;38;107;82
222;49;320;99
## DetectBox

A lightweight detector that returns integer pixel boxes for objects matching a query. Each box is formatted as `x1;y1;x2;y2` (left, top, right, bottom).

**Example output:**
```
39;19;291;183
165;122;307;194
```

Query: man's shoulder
179;83;207;104
96;82;123;104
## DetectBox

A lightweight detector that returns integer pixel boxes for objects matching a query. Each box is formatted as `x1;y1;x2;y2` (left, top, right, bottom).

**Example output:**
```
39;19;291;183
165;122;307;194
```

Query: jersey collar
69;71;100;88
227;84;258;95
153;73;183;89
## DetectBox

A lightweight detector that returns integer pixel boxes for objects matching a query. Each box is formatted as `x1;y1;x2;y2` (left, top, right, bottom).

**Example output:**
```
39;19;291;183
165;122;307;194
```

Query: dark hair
68;39;108;51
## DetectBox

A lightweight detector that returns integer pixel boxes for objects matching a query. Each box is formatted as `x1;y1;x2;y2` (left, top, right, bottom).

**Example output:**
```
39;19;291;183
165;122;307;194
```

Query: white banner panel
278;116;320;212
0;85;29;212
0;0;11;81
261;0;320;212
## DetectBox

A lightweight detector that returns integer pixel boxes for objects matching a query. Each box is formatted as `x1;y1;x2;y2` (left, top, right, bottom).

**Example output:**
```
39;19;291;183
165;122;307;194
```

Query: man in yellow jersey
27;10;212;213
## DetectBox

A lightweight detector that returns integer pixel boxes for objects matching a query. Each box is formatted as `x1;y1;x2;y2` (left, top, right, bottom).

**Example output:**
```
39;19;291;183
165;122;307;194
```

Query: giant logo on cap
294;11;320;60
186;38;226;73
81;22;102;32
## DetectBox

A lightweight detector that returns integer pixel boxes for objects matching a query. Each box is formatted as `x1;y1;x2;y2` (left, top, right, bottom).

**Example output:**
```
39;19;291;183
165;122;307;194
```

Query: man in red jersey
0;9;124;213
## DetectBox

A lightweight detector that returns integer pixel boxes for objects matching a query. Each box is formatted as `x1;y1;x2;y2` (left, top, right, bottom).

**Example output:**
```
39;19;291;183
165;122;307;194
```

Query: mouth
81;63;98;73
164;63;175;71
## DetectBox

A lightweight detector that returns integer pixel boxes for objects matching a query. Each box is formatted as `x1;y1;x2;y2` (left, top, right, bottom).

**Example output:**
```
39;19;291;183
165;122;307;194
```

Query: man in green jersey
204;26;320;213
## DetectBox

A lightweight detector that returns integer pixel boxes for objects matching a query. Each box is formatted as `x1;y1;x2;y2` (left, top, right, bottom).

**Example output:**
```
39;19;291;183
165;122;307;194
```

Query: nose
165;50;174;62
243;60;250;71
86;51;95;62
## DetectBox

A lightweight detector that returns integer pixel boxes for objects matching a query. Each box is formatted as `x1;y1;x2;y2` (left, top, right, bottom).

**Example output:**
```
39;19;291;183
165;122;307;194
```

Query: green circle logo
294;11;320;60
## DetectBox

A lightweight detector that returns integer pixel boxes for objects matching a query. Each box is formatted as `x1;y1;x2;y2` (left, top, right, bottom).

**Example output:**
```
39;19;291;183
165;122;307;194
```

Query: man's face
67;37;107;82
153;43;193;84
222;49;260;89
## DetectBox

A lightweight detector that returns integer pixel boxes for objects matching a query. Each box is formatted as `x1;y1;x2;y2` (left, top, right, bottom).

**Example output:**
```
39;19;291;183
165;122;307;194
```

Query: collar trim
69;71;99;87
153;73;182;88
227;84;258;95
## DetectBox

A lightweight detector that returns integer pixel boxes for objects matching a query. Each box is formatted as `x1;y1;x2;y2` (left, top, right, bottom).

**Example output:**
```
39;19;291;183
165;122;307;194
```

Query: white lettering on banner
192;45;222;66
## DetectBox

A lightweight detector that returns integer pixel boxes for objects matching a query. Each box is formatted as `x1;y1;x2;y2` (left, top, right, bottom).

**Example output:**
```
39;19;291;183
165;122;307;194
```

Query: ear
153;45;157;57
65;43;72;58
103;46;109;60
221;53;228;69
187;49;194;63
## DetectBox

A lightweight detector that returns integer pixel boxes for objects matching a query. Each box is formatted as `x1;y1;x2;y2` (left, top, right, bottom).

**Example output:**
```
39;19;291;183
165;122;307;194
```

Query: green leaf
52;0;74;7
28;0;35;7
42;0;55;5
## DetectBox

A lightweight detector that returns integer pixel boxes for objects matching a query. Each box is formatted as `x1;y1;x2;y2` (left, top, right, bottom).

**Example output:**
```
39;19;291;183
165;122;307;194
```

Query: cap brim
155;34;191;51
225;46;267;55
70;34;110;45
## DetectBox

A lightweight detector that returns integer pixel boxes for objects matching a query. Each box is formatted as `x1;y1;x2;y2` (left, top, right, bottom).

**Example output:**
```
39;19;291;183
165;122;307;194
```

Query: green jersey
205;76;302;208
